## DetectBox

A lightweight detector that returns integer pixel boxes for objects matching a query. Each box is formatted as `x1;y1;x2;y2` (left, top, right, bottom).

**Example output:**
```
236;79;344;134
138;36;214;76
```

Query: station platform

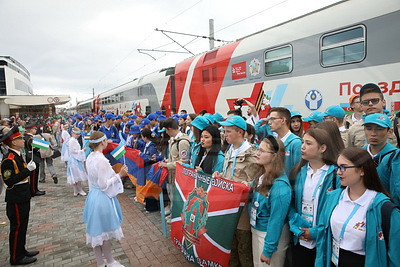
0;157;191;267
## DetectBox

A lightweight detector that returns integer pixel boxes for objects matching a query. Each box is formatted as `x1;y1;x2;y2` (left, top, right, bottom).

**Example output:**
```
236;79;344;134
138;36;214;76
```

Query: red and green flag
171;163;250;267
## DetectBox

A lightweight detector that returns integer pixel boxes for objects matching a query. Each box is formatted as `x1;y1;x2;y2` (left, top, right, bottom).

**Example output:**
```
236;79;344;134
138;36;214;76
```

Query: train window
202;69;210;84
264;45;292;75
212;67;217;83
320;25;365;67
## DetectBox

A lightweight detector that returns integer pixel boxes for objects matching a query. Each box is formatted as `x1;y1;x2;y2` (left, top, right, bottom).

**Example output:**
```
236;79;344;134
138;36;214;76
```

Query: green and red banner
171;163;251;267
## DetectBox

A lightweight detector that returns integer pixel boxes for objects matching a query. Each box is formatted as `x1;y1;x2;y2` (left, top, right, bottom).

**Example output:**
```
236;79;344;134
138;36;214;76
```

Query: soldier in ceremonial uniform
24;122;45;196
1;126;39;265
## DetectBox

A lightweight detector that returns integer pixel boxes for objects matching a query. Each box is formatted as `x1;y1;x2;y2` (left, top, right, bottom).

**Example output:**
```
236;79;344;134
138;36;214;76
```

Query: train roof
97;67;174;98
233;0;399;56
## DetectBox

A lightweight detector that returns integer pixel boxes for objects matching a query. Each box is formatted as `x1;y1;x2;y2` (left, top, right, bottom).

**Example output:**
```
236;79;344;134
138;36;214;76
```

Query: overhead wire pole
156;29;195;56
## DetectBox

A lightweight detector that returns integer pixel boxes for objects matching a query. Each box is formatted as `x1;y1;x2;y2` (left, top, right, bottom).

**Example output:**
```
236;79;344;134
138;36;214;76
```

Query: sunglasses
360;98;380;106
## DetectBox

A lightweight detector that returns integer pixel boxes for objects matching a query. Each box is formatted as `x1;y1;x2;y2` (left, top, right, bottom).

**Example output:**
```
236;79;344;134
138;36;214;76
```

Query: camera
233;99;246;106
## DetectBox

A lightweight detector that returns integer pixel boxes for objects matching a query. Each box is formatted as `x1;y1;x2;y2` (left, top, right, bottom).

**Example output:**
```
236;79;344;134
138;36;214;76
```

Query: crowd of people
1;82;400;266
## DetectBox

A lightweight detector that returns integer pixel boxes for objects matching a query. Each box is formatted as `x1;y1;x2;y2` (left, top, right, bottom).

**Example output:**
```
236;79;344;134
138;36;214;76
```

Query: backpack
381;200;400;249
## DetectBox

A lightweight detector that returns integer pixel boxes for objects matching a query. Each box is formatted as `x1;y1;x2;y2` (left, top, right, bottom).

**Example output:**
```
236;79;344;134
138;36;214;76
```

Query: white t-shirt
330;188;377;255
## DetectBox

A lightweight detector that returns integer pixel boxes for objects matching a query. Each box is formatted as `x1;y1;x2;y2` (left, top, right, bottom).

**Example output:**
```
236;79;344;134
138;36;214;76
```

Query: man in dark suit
1;126;39;265
24;122;45;196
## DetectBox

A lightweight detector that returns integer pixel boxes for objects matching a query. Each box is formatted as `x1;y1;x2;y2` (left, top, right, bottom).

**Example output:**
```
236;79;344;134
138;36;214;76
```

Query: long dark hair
290;128;337;184
340;147;390;197
155;119;169;157
315;121;345;158
194;125;222;175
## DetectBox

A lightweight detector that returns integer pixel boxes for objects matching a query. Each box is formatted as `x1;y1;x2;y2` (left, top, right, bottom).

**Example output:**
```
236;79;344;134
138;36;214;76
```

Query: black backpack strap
332;169;337;190
386;150;398;175
381;201;399;249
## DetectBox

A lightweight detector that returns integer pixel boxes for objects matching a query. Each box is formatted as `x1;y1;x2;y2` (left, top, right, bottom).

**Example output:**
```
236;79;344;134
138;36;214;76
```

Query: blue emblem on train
305;90;323;111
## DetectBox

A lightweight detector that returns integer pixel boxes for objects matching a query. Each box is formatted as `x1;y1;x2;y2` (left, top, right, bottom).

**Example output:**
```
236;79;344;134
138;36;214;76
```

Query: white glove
27;161;36;171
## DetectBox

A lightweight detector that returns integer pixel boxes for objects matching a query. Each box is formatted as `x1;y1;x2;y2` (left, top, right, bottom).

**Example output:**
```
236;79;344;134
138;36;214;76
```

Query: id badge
250;205;257;227
301;201;314;224
331;238;340;266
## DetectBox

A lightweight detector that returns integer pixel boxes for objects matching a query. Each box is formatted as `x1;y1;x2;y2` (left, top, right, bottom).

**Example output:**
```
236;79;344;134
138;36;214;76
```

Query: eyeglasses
256;148;275;154
268;117;282;122
360;98;380;106
335;165;359;172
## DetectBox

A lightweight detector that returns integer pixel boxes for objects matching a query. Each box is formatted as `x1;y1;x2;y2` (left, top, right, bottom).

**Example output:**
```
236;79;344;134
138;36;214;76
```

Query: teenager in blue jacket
139;128;162;174
249;135;292;266
288;128;341;267
315;147;400;266
190;125;224;175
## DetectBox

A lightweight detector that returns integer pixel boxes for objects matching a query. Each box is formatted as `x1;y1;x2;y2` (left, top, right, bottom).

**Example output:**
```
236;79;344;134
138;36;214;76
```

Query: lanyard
198;151;208;167
223;140;246;177
311;170;327;201
338;191;361;241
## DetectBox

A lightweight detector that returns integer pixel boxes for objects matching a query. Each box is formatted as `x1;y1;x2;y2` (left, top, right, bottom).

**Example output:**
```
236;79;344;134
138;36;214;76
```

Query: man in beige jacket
37;127;58;184
215;115;263;267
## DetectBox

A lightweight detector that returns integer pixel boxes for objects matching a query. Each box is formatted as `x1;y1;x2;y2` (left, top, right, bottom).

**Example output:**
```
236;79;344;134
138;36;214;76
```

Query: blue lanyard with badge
250;176;267;227
331;192;361;266
223;141;245;177
301;170;327;225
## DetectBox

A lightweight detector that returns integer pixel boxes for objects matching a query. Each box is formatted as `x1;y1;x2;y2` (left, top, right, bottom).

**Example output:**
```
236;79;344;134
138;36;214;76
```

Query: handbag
51;149;61;159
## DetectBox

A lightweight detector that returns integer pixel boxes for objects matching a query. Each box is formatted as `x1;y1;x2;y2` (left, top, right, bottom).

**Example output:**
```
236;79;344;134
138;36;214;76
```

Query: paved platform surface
0;157;192;267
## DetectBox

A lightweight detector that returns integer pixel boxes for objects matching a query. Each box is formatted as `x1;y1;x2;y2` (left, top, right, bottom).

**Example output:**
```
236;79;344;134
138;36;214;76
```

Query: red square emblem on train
231;62;247;80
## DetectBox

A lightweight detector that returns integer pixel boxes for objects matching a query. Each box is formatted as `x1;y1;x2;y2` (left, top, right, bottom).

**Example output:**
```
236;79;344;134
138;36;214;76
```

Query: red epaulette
7;153;15;160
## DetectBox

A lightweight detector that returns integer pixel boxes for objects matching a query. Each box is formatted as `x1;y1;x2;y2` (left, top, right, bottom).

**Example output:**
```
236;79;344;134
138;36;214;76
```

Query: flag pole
123;155;126;166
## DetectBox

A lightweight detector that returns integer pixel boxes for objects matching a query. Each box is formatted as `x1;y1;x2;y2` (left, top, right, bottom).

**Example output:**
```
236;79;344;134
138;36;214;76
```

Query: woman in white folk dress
82;131;127;267
67;127;87;196
60;124;70;165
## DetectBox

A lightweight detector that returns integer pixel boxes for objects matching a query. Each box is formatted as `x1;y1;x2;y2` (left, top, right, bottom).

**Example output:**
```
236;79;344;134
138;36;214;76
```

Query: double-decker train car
76;0;399;117
76;67;174;115
161;0;400;116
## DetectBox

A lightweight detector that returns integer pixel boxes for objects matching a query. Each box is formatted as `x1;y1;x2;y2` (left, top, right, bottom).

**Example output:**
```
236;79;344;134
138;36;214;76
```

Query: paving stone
0;155;191;266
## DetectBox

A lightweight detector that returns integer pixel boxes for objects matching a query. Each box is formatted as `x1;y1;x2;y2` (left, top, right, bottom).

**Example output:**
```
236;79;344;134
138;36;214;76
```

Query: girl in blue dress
82;131;128;267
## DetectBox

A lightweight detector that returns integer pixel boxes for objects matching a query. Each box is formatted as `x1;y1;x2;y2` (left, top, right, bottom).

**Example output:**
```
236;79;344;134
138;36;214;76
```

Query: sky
0;0;340;107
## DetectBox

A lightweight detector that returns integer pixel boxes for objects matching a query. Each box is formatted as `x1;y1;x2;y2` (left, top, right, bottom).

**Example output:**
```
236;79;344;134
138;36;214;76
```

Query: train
75;0;400;117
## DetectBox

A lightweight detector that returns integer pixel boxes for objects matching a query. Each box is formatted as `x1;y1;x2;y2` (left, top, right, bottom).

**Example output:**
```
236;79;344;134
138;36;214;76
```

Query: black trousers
6;201;30;263
29;163;40;195
330;248;365;267
292;243;316;267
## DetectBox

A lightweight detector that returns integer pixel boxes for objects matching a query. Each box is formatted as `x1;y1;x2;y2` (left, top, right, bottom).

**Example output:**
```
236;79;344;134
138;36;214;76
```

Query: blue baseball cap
155;110;162;116
303;112;325;123
212;113;224;123
129;125;141;134
116;115;123;120
219;115;247;131
105;113;116;120
75;114;82;120
100;109;106;113
179;113;188;120
290;111;302;118
203;113;215;124
363;113;392;129
191;116;210;131
128;114;138;119
139;118;151;127
157;115;167;121
324;105;345;119
100;119;106;123
147;114;157;120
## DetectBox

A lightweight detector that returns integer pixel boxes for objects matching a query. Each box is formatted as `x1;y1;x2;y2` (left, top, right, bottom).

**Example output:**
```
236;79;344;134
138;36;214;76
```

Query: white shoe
97;260;107;267
164;206;171;216
78;190;87;196
166;214;171;224
107;260;125;267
